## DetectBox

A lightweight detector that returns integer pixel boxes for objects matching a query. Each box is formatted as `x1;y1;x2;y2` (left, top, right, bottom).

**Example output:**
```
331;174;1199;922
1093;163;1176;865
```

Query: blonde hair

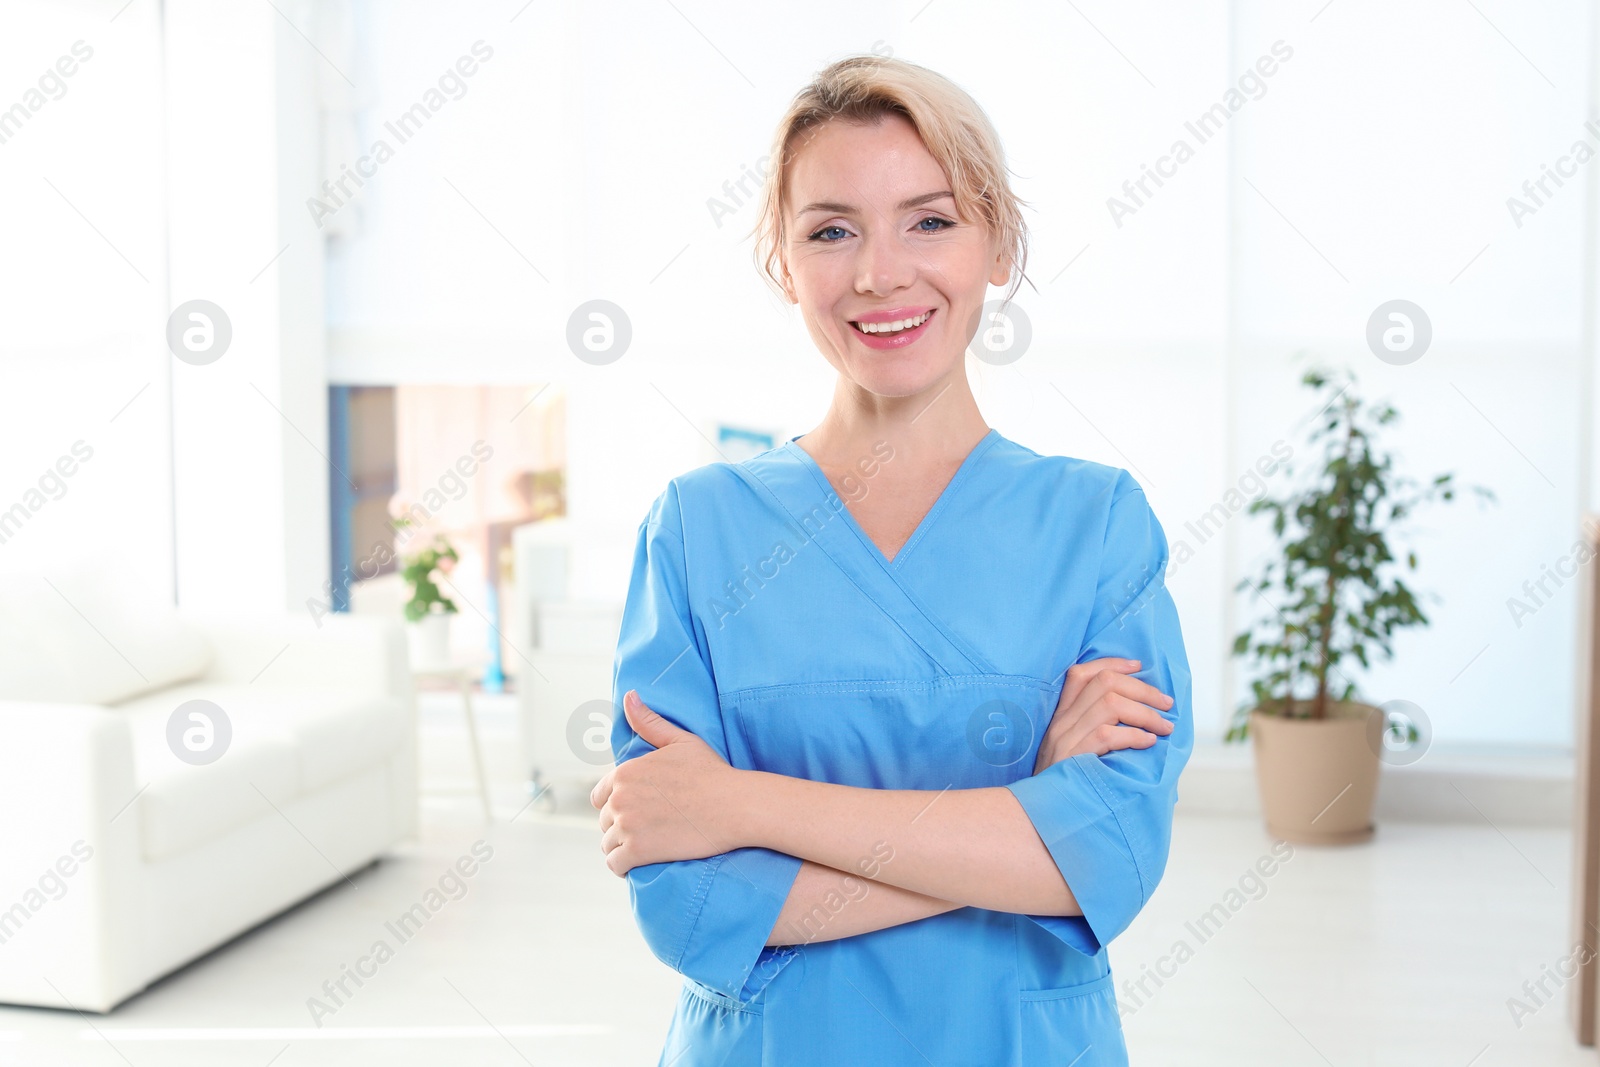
750;55;1030;303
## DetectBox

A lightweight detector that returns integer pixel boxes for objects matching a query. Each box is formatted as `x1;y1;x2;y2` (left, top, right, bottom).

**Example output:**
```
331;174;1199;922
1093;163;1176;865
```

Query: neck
800;365;990;468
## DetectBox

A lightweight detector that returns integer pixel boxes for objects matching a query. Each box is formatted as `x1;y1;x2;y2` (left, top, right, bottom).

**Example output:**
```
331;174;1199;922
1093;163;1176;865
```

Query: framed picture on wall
714;424;779;464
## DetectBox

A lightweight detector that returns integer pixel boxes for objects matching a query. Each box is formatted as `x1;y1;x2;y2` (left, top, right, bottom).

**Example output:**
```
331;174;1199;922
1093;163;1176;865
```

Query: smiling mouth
850;309;934;335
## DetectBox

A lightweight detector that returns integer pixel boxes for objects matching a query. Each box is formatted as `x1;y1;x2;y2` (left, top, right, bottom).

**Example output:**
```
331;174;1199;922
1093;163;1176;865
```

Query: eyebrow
794;190;955;220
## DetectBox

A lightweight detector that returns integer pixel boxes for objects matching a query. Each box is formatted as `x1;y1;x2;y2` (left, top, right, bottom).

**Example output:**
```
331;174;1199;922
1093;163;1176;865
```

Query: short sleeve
1005;471;1195;956
609;486;805;1002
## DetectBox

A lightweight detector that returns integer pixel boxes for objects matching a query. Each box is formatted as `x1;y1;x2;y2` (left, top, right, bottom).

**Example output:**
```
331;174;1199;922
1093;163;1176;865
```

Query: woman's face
781;113;1010;401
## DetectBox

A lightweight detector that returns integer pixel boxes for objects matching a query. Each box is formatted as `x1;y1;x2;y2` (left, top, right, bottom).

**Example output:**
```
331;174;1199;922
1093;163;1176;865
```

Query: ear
989;245;1012;289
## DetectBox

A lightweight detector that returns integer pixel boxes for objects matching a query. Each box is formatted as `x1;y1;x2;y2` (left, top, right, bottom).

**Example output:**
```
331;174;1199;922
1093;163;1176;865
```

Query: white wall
4;0;336;620
1225;0;1593;746
320;0;1600;747
4;0;1594;747
164;0;331;616
0;1;171;596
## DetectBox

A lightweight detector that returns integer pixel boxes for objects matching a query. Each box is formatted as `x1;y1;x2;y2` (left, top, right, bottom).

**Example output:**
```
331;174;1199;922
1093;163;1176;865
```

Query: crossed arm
592;658;1174;947
752;783;1068;945
770;862;963;946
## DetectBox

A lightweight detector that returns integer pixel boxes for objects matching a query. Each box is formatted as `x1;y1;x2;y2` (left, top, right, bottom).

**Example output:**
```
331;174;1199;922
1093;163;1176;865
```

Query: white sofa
0;565;417;1012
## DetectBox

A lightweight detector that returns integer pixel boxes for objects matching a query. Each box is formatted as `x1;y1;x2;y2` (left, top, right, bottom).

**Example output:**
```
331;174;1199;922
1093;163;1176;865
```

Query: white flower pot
407;611;452;671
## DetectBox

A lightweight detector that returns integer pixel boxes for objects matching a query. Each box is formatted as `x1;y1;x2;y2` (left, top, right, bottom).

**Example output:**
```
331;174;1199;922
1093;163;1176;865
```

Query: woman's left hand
591;690;743;876
1033;658;1174;774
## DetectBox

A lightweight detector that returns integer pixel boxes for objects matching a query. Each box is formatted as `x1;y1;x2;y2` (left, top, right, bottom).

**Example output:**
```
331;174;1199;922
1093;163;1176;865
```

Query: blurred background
0;0;1596;1063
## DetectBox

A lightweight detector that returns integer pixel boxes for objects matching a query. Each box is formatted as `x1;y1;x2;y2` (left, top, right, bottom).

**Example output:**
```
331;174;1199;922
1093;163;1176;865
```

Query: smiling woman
592;55;1193;1067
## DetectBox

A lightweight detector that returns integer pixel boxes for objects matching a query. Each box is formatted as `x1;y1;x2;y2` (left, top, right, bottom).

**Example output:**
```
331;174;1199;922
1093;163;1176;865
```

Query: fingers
1044;670;1175;746
1088;668;1175;715
1061;657;1142;709
590;770;613;810
600;818;640;877
1086;724;1162;755
1035;662;1178;767
1105;691;1175;735
622;690;707;753
1034;715;1161;770
602;838;631;877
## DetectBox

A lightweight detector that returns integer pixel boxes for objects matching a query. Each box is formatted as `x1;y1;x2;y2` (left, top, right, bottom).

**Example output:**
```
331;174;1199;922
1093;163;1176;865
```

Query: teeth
854;311;931;334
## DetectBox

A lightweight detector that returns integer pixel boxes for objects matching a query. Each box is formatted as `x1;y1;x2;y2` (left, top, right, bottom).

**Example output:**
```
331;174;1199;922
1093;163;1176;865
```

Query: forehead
785;114;948;209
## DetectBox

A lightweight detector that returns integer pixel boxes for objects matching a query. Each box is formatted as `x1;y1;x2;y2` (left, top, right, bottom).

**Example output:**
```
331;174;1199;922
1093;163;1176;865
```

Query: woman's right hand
1032;658;1175;775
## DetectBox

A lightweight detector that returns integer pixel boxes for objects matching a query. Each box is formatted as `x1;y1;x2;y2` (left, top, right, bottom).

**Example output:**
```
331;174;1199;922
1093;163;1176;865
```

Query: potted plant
399;524;460;669
1225;367;1492;844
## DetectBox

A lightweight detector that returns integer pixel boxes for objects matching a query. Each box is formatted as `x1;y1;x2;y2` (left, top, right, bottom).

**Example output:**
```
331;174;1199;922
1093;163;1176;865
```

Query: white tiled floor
0;690;1593;1065
1119;816;1592;1065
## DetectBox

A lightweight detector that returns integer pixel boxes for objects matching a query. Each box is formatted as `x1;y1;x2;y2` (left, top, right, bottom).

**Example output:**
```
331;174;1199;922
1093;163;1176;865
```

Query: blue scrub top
609;428;1194;1066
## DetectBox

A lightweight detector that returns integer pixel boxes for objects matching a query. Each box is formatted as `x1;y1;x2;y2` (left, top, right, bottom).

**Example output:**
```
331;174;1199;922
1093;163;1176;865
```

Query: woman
591;55;1192;1066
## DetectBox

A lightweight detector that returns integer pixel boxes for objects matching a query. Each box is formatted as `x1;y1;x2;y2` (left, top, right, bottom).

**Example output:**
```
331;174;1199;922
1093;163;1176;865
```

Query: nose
853;227;918;297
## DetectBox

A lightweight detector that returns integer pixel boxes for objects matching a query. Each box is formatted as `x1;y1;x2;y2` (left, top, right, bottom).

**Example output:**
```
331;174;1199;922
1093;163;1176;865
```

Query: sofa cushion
137;738;301;864
0;565;211;707
112;682;405;862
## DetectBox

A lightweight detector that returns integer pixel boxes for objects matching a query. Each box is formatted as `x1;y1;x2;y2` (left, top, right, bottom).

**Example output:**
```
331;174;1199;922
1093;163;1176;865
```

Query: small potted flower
1225;367;1493;844
399;526;460;669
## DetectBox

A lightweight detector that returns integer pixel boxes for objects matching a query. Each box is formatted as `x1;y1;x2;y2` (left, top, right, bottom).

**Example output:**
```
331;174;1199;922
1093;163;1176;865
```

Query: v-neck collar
781;428;1001;570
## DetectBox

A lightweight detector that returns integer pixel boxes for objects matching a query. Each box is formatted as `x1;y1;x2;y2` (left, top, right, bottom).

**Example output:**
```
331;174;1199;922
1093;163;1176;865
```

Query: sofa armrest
0;702;144;1011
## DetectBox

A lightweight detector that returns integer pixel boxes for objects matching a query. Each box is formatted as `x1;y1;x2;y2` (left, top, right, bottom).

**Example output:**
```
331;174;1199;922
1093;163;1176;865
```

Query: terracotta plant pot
1249;701;1383;845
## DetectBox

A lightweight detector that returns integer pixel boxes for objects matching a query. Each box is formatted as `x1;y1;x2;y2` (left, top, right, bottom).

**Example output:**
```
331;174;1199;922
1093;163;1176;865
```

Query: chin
845;354;961;399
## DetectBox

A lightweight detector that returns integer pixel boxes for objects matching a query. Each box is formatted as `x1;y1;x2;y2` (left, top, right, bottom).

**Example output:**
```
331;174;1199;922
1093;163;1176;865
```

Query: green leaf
1229;365;1495;710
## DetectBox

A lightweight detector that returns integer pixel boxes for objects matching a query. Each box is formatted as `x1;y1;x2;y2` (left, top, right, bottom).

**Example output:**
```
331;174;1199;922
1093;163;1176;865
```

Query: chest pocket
724;675;1058;791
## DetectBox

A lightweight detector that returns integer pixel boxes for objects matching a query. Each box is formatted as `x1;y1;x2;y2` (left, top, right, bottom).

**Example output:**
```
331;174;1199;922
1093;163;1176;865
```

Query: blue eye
808;225;851;242
918;216;955;232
